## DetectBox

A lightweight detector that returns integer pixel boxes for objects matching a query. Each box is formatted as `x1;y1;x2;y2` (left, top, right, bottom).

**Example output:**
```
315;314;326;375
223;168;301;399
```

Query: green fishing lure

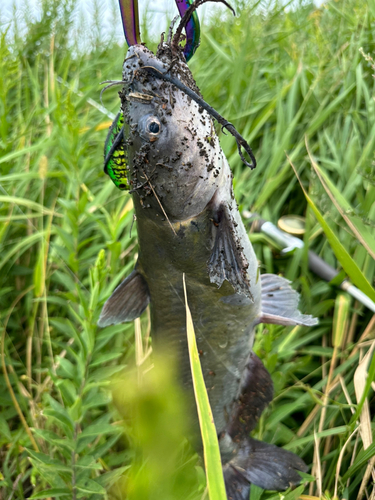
103;111;129;190
104;1;201;192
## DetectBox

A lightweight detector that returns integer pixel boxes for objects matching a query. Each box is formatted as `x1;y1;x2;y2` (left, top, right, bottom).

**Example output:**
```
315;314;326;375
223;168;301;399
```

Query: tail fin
223;464;250;500
224;436;307;495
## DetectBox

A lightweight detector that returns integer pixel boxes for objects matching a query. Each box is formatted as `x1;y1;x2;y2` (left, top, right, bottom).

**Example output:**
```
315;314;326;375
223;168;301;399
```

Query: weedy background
0;0;375;499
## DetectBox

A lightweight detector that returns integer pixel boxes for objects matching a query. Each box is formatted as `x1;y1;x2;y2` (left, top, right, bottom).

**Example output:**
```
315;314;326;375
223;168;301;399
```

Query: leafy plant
1;0;374;498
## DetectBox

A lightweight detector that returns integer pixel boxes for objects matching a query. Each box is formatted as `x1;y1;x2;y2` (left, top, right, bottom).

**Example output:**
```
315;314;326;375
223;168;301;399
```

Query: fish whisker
140;168;177;237
99;80;126;106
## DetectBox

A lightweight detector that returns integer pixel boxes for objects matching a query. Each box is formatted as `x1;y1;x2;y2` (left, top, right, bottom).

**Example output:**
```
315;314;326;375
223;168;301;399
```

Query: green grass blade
0;138;48;164
289;157;375;303
341;441;375;482
332;293;351;348
0;196;60;216
29;488;72;499
0;229;50;272
183;274;226;500
306;83;356;136
307;143;375;260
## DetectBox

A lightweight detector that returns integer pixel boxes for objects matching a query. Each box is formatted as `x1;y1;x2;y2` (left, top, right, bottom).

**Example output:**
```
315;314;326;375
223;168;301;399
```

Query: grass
0;0;375;498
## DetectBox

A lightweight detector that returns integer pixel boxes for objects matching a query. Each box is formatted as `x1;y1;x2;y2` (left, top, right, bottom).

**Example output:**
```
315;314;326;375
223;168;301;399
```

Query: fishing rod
243;212;375;314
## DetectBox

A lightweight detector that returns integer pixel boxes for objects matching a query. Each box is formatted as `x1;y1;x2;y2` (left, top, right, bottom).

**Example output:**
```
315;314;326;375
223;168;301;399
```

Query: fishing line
140;168;177;236
129;167;157;193
129;214;137;238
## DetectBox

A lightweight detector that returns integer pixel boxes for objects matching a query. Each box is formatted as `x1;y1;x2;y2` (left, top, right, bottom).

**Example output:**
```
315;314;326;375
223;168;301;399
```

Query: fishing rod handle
248;213;340;283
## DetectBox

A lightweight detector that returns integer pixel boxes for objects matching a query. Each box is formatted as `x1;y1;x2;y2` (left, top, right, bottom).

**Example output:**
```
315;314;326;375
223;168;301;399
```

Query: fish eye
138;114;161;141
148;121;160;134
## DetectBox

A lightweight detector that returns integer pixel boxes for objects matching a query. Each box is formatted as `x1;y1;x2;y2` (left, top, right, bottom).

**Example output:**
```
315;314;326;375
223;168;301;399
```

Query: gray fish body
100;43;317;497
134;179;261;435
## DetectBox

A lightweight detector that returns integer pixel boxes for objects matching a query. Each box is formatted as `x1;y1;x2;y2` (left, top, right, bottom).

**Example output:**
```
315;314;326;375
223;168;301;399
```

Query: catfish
99;38;317;499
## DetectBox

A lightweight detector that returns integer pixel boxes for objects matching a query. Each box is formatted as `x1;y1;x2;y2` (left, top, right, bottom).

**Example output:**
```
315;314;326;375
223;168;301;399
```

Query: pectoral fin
258;274;318;326
208;204;253;300
98;269;150;327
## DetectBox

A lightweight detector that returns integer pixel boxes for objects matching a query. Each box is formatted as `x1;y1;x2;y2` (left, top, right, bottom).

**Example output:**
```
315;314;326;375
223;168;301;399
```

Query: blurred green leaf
342;441;375;481
183;274;226;500
29;488;71;499
26;449;72;472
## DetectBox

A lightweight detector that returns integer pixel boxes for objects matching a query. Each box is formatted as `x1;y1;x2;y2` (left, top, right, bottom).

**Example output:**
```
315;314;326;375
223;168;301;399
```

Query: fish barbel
99;37;317;499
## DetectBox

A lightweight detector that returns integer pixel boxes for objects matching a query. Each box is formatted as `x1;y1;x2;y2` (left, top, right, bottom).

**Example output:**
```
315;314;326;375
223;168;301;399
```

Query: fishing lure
99;2;318;498
175;0;201;61
103;111;129;190
103;0;201;191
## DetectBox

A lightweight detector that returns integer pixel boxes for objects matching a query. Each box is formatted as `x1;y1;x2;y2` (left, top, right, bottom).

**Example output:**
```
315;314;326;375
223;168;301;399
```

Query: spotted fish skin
99;42;317;498
104;111;129;190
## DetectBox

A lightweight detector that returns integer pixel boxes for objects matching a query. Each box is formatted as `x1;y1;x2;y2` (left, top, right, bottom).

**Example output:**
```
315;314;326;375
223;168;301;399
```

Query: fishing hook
139;65;256;170
172;0;234;60
118;0;141;46
174;1;201;61
117;0;201;62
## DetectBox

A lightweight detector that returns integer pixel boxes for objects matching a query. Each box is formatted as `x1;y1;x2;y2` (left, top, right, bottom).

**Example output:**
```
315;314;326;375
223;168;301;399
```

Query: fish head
121;44;225;221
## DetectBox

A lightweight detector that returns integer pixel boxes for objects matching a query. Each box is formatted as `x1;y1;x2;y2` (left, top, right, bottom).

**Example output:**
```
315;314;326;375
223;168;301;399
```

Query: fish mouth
124;45;168;80
123;44;201;97
123;44;256;170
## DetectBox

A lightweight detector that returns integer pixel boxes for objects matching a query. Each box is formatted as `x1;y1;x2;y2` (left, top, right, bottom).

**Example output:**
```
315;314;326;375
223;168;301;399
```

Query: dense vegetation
0;0;374;498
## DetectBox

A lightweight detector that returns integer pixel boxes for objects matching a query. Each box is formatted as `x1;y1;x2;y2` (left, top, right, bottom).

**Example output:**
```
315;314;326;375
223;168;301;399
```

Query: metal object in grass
245;212;375;314
98;1;318;497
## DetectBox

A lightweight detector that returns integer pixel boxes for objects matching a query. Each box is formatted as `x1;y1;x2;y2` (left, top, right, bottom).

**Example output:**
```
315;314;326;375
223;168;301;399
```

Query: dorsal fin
98;269;150;327
257;273;318;326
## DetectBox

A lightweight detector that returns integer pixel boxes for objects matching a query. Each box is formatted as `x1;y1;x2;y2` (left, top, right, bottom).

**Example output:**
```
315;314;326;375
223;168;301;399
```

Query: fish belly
136;198;261;434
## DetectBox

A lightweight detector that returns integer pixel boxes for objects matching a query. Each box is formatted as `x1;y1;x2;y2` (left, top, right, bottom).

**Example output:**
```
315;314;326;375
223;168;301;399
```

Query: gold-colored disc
277;215;306;236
